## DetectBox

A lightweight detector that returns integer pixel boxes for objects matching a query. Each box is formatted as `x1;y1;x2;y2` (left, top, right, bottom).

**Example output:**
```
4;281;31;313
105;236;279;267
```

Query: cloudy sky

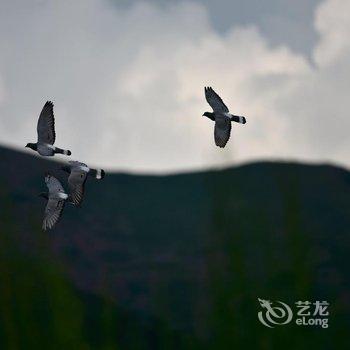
0;0;349;173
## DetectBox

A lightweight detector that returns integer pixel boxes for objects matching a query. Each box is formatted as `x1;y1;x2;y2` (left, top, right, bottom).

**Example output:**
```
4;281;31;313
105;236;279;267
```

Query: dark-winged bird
39;174;69;230
25;101;72;156
203;87;246;148
61;161;105;206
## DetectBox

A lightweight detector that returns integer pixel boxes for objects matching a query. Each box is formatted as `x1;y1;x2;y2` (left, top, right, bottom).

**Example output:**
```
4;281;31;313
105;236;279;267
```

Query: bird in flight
203;87;246;148
39;174;69;230
61;161;105;206
25;101;72;156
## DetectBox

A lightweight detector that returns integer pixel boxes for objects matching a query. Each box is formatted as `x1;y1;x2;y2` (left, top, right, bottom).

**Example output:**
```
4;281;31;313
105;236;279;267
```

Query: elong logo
257;298;329;328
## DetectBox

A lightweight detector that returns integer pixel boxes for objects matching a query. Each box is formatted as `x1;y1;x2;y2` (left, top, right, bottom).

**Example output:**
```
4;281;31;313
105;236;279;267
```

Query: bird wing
37;101;56;145
42;198;65;230
68;168;88;206
214;118;232;148
45;174;65;195
205;87;229;113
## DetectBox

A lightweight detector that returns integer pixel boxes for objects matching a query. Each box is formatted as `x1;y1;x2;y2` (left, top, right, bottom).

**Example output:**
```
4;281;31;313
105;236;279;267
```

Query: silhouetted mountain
0;145;349;349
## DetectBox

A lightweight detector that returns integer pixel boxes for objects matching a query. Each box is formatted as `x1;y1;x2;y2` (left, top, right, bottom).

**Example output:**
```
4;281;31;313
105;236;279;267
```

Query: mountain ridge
0;145;349;349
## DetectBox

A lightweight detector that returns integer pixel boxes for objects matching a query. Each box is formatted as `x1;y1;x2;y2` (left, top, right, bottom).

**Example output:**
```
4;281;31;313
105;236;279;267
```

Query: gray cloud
115;0;321;55
0;0;349;173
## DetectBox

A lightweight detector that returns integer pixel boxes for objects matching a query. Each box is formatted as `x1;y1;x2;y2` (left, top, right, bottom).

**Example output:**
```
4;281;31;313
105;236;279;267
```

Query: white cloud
0;0;349;173
314;0;350;66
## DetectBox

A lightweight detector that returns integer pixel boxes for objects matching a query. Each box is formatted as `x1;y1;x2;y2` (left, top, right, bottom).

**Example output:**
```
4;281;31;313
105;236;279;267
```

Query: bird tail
89;168;105;180
231;115;246;124
54;147;72;156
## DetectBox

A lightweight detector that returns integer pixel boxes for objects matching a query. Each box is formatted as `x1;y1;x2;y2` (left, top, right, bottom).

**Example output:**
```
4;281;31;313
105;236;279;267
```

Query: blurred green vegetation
0;147;349;349
0;197;199;349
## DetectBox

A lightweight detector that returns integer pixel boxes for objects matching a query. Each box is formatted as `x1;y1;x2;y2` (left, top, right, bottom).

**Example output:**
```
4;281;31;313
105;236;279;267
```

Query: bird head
25;143;37;150
203;112;215;121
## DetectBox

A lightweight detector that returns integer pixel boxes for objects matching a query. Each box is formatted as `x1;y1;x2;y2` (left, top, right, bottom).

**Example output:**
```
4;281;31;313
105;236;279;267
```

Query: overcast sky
0;0;349;173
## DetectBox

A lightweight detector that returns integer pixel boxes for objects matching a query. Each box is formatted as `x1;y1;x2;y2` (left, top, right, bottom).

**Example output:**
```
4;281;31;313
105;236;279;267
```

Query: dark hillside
0;146;349;349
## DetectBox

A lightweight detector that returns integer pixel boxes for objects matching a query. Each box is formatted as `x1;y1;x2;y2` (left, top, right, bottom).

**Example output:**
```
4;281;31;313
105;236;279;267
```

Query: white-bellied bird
39;174;69;230
203;87;246;148
25;101;72;156
61;161;105;206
